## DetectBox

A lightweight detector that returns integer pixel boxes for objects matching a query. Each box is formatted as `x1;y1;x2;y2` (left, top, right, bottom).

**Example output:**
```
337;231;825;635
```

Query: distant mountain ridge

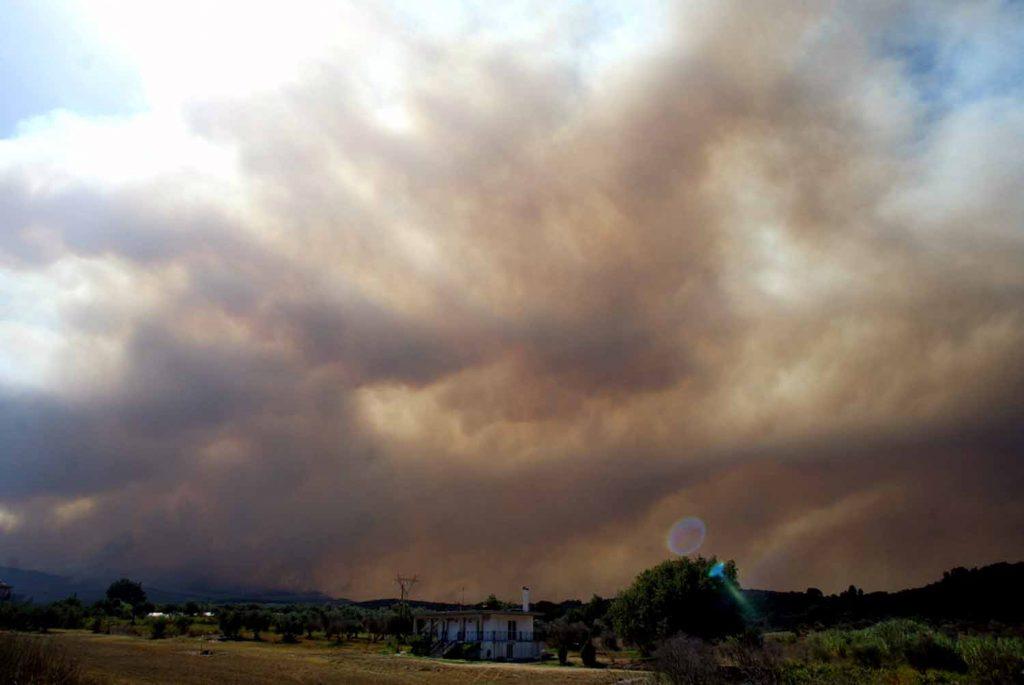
0;566;103;604
0;566;332;605
3;561;1023;628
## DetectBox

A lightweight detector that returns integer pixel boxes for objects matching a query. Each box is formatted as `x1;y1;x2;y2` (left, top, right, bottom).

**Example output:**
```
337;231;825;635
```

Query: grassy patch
40;630;648;684
0;632;101;685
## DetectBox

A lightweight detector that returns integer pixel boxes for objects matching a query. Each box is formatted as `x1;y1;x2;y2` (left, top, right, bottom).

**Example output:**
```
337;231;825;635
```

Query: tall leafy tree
609;556;745;653
105;578;148;623
105;578;147;608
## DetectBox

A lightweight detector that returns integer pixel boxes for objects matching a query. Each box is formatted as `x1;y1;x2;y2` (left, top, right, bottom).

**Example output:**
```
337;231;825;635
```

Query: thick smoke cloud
1;1;1022;600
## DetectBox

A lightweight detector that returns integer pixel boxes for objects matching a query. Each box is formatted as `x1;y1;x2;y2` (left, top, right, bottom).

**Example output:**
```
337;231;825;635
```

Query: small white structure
414;587;545;661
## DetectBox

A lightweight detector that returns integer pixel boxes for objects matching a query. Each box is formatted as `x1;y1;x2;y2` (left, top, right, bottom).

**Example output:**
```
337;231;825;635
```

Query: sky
0;0;1022;602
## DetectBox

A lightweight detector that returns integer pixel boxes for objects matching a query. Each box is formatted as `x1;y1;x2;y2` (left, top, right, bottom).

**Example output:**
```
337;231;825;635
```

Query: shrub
108;621;144;637
806;629;848;661
803;619;970;673
89;616;104;633
958;635;1024;684
904;632;966;672
719;636;783;684
188;623;211;638
173;614;192;636
850;638;883;668
461;642;481;660
653;636;722;685
409;633;433;656
218;609;243;639
600;629;620;651
0;633;97;685
779;662;874;685
149;616;168;639
580;638;598;667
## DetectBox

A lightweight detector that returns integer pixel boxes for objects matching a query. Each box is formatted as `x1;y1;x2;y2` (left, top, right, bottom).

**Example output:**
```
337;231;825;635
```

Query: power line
394;574;419;603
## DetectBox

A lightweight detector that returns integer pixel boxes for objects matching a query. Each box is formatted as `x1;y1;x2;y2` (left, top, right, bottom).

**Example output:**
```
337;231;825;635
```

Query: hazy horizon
1;0;1022;602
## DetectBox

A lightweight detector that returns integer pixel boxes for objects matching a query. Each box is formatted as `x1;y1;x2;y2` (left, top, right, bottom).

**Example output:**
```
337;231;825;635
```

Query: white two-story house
414;587;545;661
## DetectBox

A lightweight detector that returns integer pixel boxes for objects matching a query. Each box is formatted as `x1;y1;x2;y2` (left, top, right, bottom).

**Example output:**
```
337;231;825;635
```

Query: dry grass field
37;631;651;685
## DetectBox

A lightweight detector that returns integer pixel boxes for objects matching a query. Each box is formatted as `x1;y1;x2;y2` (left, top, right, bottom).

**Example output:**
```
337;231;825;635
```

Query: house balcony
426;630;544;643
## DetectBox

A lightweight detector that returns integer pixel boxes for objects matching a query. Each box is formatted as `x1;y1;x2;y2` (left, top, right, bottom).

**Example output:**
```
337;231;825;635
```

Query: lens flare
666;516;706;556
707;559;754;616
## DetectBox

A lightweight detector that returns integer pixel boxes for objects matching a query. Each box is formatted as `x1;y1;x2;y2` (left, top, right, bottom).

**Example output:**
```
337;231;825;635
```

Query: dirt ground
47;631;653;684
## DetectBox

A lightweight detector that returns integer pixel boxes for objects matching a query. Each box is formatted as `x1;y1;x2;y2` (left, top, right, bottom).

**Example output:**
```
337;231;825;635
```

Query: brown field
40;631;651;684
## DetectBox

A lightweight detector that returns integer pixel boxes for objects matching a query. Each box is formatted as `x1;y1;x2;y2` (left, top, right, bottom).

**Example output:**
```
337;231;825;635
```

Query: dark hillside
745;562;1024;630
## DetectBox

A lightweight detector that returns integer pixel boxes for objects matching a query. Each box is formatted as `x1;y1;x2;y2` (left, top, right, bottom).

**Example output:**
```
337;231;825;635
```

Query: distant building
414;587;544;661
0;580;11;602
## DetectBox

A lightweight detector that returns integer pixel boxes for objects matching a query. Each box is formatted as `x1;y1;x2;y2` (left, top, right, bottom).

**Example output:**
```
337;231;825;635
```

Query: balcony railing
422;630;543;643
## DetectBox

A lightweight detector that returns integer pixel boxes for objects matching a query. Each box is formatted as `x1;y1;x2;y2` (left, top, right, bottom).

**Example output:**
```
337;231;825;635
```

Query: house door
506;641;514;659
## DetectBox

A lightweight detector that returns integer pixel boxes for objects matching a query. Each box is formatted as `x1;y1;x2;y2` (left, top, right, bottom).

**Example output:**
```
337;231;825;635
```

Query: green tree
303;610;322;638
566;594;612;627
51;596;85;629
275;612;304;643
363;610;388;642
322;609;343;642
105;578;148;623
387;605;413;636
480;594;511;610
545;618;588;665
609;556;745;653
218;609;243;639
105;578;147;608
245;610;272;641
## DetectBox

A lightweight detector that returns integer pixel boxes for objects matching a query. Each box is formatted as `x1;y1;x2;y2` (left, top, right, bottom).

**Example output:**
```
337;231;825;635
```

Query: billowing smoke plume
1;1;1022;599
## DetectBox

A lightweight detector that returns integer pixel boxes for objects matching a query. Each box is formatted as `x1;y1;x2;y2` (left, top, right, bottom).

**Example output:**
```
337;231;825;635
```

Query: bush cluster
654;620;1024;684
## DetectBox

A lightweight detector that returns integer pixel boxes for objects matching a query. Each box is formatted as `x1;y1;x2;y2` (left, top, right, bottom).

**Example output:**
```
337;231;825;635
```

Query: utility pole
394;574;419;603
394;574;419;636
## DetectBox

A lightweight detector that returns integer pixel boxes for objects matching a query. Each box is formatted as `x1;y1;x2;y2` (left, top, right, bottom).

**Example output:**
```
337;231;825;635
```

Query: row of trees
0;575;420;644
215;605;375;642
2;556;752;661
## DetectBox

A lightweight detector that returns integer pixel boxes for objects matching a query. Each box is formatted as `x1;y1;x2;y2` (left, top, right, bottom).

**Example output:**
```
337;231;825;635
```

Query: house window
507;619;516;641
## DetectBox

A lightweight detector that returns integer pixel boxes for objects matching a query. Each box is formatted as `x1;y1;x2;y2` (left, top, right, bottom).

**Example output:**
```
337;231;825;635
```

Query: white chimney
522;586;530;613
